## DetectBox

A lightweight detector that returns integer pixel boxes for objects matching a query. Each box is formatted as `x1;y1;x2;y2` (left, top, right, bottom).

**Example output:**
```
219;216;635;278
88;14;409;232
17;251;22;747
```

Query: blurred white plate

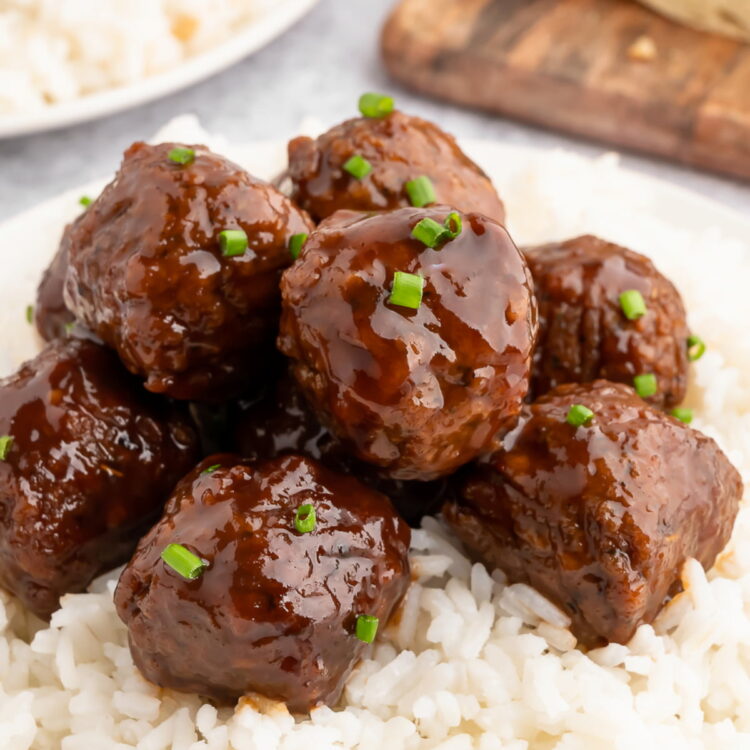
0;0;319;140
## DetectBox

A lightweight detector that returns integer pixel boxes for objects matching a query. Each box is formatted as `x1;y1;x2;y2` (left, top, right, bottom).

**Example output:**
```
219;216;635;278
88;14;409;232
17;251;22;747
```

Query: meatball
0;335;199;618
525;235;690;408
35;242;74;341
63;141;313;401
286;110;506;223
115;454;411;712
234;373;446;526
278;206;538;481
444;381;741;647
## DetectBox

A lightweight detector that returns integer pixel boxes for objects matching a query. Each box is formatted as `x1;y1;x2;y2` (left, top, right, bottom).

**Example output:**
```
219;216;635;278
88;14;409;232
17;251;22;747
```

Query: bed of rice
0;120;749;749
0;0;273;114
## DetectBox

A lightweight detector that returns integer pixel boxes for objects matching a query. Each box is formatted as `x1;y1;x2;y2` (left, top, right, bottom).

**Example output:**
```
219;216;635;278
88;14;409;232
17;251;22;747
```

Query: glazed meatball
286;110;506;223
525;235;690;408
115;454;411;712
63;141;313;401
444;381;741;647
35;242;74;341
0;335;199;618
278;206;537;481
234;373;446;525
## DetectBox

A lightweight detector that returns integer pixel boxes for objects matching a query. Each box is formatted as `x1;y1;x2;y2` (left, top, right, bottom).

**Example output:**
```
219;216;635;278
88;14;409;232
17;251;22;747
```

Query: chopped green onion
411;217;449;248
25;305;33;324
201;464;221;475
343;154;372;180
0;436;13;461
670;408;693;424
64;321;75;335
566;404;594;427
79;195;92;208
161;543;206;579
219;229;248;257
687;334;706;362
294;503;316;534
633;373;658;398
358;92;395;118
444;211;462;239
168;147;195;165
389;271;424;310
355;614;379;643
405;176;437;208
289;233;308;260
619;290;647;320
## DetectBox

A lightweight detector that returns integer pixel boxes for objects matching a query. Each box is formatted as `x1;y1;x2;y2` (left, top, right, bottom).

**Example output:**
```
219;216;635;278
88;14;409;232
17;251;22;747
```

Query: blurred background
1;0;748;221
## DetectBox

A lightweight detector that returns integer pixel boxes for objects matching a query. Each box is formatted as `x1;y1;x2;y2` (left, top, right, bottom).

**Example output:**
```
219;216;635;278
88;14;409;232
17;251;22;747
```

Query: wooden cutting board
381;0;750;181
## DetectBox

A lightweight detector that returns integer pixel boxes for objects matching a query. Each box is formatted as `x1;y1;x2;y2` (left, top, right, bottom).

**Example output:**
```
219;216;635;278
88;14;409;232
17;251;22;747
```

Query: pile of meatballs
0;95;742;713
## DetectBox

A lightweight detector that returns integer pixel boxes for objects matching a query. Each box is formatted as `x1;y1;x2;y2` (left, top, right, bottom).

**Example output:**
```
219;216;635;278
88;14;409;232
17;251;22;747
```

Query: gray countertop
0;0;748;222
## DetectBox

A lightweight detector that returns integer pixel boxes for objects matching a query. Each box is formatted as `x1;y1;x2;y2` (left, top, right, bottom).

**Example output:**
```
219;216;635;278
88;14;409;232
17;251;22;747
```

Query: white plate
0;0;319;140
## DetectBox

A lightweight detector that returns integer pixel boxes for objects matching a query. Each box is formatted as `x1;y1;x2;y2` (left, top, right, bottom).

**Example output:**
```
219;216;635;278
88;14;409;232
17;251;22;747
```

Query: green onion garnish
670;408;693;424
289;233;308;261
201;464;221;475
294;503;316;534
161;543;206;579
687;334;706;362
64;321;75;335
168;147;195;165
444;212;462;239
619;290;647;320
219;229;248;257
0;436;13;461
25;305;33;324
634;373;658;398
343;154;372;180
566;404;594;427
355;614;379;643
405;176;437;208
389;271;424;310
358;92;395;118
411;213;463;248
79;195;92;208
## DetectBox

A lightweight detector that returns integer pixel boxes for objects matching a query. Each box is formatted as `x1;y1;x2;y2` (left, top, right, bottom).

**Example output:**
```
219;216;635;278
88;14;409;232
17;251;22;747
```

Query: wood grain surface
381;0;750;181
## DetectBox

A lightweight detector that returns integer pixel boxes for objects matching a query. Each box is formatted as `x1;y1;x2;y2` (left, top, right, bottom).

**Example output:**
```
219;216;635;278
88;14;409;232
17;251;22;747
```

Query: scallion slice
358;92;395;118
566;404;594;427
619;290;647;320
25;305;33;324
201;464;221;475
220;229;248;257
411;217;449;248
670;408;693;424
168;147;195;165
0;436;13;461
79;195;92;207
444;211;462;239
355;614;379;643
294;503;316;534
289;233;308;260
687;334;706;362
633;373;658;398
405;176;437;208
161;543;205;579
343;154;372;180
390;271;424;310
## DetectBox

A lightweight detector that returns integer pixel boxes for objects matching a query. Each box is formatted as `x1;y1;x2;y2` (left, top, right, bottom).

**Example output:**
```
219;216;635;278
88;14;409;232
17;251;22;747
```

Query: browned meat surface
115;454;411;712
63;141;313;401
234;373;446;526
286;111;506;223
278;206;538;481
444;380;741;647
525;235;690;408
0;335;199;619
35;242;74;341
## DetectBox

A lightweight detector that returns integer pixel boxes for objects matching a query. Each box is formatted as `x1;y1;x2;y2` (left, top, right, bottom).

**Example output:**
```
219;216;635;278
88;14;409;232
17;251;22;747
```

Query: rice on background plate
0;0;274;114
0;118;749;750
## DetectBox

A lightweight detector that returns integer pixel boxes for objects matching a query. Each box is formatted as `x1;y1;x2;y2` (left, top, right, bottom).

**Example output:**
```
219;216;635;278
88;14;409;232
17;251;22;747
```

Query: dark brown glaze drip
234;373;446;526
63;141;314;402
278;206;538;481
525;235;690;408
444;380;742;647
35;242;74;341
0;335;200;619
286;111;506;224
115;454;411;713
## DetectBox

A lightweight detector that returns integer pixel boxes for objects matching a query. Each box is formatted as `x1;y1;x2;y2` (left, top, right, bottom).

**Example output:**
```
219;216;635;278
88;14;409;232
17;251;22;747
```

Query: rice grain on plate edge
0;123;749;750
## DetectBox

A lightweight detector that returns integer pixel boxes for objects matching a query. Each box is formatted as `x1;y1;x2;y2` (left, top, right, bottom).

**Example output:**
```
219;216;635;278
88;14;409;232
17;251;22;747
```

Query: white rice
0;0;272;114
0;119;749;748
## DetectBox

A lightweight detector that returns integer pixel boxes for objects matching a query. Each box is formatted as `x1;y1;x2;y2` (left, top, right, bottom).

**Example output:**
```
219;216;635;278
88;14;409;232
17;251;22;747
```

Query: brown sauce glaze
278;206;538;481
115;454;411;713
35;242;74;341
63;141;313;401
0;334;200;619
444;380;742;647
